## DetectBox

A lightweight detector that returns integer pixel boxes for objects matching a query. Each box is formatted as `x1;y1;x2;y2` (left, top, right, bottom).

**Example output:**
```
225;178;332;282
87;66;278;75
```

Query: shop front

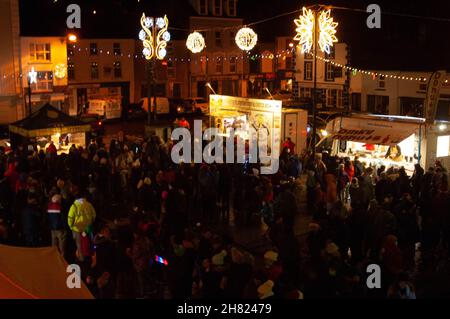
321;114;450;174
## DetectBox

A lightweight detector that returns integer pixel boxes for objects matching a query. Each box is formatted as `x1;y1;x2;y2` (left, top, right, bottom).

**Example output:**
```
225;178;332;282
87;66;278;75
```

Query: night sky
18;0;450;71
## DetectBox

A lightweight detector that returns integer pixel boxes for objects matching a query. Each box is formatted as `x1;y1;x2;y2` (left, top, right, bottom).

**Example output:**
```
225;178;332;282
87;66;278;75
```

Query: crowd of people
0;132;449;299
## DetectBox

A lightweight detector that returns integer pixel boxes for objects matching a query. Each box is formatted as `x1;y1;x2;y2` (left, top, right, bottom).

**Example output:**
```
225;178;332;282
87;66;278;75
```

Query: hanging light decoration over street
294;7;314;53
139;13;170;60
235;27;258;51
294;7;338;54
318;9;338;54
186;32;206;53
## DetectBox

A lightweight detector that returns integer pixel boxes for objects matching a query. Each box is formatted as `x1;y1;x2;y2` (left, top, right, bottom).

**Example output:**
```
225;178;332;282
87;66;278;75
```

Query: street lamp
27;67;37;116
67;33;77;43
139;13;170;124
205;82;217;95
294;6;338;153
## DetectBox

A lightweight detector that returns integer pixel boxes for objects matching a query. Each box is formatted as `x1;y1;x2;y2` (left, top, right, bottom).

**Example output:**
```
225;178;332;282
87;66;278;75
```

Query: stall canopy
325;115;423;146
0;244;93;299
9;103;91;138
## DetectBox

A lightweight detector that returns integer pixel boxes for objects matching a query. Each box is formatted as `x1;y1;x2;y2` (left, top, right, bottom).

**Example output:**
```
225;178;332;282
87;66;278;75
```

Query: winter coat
67;198;96;233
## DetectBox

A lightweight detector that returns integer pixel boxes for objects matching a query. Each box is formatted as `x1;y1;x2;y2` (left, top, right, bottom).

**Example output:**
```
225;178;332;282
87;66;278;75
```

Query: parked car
80;113;105;137
185;98;209;114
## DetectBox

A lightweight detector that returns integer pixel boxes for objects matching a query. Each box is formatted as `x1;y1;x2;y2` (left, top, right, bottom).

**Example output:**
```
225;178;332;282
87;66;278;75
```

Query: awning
326;116;420;146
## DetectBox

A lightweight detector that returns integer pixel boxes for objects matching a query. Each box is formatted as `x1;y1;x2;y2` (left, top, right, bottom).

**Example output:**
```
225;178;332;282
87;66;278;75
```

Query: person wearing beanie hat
47;192;66;256
257;280;275;299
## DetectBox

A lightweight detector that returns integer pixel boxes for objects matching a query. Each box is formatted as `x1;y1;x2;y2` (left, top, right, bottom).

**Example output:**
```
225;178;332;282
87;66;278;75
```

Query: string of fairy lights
2;4;450;85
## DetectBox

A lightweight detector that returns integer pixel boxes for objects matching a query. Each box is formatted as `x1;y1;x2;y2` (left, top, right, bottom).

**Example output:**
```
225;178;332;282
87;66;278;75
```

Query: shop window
437;135;450;158
368;95;389;114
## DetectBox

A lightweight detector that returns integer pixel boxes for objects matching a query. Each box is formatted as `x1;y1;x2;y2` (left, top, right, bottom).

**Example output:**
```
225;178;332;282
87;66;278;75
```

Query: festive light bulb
156;17;165;29
145;17;153;28
163;31;171;42
294;7;314;54
186;32;206;53
235;27;258;51
139;30;146;41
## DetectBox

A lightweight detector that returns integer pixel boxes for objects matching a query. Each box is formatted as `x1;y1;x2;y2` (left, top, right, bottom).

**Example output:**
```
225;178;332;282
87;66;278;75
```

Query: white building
350;71;450;121
294;43;349;109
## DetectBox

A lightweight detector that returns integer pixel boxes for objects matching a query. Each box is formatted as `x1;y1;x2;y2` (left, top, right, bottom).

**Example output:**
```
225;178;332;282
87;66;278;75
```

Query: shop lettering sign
425;70;446;124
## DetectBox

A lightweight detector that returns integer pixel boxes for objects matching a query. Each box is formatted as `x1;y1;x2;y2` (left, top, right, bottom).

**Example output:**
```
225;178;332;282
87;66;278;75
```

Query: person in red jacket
46;141;57;154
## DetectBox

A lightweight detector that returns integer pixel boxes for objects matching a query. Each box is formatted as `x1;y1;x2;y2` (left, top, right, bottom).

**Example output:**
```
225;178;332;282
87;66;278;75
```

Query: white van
139;97;170;115
88;99;122;120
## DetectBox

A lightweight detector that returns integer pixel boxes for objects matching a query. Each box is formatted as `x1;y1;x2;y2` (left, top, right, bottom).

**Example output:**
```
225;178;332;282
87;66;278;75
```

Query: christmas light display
318;9;338;55
235;27;258;51
139;13;170;60
294;7;314;53
186;32;206;53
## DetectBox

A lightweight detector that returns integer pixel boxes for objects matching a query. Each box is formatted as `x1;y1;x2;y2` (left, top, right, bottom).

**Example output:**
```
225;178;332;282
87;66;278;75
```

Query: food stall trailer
209;95;308;156
320;114;450;175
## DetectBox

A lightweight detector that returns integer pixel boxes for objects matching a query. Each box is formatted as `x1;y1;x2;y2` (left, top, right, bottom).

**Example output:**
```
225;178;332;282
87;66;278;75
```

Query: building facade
67;39;135;115
20;36;68;114
294;42;348;109
0;0;21;123
188;0;246;98
350;71;450;121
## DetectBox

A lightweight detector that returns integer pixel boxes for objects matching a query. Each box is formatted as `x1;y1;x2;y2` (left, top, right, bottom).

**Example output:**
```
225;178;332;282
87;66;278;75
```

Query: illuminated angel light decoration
318;9;338;54
235;27;258;51
186;32;206;53
54;63;67;79
294;7;314;53
294;7;338;55
139;13;170;60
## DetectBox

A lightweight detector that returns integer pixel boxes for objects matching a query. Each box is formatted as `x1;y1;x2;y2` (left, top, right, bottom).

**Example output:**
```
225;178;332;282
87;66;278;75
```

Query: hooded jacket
68;198;96;233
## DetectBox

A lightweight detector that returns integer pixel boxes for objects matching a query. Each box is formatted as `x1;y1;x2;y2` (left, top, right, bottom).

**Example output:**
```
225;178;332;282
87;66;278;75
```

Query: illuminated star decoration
28;67;37;84
235;27;258;51
318;9;338;54
186;32;206;53
294;7;314;54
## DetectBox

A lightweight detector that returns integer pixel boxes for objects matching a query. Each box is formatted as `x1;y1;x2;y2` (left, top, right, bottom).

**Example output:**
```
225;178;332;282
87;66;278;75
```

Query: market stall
9;103;91;154
321;114;450;175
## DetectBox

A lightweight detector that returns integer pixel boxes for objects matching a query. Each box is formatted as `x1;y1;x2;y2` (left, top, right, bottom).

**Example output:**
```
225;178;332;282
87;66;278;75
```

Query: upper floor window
68;62;75;80
213;0;222;16
31;71;53;92
304;52;313;60
199;0;208;15
67;46;74;57
113;43;121;56
215;32;222;48
325;62;335;81
229;31;235;46
30;44;51;62
216;56;224;73
227;0;236;16
91;62;99;79
229;56;237;73
325;46;335;59
304;61;313;81
90;43;98;56
114;61;122;78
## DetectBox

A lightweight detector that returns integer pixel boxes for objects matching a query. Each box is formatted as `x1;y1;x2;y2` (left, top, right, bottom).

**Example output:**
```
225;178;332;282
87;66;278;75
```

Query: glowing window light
294;7;314;53
235;27;258;51
186;32;206;53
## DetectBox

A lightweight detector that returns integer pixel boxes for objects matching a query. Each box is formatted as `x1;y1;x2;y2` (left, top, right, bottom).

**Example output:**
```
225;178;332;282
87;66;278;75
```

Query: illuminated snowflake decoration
318;9;338;54
235;27;258;51
186;32;206;53
294;7;314;54
54;63;67;79
294;7;338;55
